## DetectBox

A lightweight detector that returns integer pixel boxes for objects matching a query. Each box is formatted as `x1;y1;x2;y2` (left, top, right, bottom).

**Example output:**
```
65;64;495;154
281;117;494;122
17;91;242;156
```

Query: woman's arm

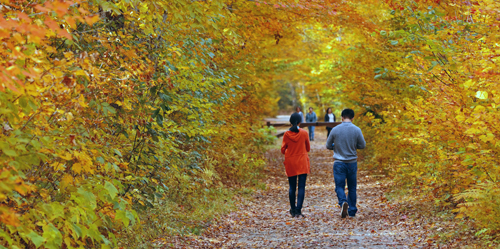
305;133;310;152
281;136;288;154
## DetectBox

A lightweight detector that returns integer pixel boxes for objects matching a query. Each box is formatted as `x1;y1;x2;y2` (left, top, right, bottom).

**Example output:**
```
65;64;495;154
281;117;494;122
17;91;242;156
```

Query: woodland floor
159;130;482;248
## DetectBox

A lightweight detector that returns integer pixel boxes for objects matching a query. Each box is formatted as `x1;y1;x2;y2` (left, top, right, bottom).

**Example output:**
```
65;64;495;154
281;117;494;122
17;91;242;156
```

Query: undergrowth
117;126;276;247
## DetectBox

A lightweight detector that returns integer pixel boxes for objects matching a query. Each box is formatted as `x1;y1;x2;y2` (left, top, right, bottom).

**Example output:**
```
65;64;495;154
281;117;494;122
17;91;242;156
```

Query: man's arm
357;129;366;149
325;130;334;150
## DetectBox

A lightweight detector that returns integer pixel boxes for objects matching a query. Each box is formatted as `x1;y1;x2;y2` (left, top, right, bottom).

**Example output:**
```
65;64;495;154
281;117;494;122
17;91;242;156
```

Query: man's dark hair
341;109;355;119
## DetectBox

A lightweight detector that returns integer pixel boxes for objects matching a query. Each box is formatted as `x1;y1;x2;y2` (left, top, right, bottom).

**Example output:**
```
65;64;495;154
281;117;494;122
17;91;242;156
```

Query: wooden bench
266;122;342;138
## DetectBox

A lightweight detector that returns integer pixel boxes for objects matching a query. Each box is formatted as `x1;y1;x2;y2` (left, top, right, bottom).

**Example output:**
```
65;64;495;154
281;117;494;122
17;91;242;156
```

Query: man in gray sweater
326;108;366;218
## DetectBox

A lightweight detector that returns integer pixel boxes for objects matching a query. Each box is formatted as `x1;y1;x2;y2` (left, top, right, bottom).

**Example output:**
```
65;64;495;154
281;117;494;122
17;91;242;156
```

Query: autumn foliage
1;0;500;247
289;0;500;238
0;0;273;247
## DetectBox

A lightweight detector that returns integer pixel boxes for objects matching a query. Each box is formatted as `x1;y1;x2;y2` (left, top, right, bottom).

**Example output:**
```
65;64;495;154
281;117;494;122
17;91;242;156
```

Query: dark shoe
341;202;348;218
290;209;296;217
295;209;305;218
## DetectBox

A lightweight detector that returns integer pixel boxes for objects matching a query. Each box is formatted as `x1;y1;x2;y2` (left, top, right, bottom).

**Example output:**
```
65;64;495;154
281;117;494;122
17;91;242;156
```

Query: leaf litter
159;130;485;248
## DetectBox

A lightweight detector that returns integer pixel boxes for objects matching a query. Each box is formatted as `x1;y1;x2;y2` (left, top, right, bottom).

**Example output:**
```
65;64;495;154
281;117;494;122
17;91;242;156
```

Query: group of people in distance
294;106;337;141
281;108;366;219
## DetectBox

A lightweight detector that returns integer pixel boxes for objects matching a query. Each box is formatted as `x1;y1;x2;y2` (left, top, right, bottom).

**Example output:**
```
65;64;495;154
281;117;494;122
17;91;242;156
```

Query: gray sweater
325;122;366;163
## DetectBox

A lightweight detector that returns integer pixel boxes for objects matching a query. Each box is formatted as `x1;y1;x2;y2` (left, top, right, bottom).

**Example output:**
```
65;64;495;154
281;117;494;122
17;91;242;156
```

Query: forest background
1;0;500;248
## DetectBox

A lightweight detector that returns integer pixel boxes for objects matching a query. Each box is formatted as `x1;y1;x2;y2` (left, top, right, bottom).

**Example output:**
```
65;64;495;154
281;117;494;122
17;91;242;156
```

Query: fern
453;181;500;236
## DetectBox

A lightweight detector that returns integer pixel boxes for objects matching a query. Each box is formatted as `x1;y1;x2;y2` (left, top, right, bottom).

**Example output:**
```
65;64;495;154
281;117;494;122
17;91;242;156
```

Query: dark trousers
326;127;332;138
288;174;307;211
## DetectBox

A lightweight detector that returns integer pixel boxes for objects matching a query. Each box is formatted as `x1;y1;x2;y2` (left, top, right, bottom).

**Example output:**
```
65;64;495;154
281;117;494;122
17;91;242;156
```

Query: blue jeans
307;126;315;140
333;161;358;216
288;174;307;211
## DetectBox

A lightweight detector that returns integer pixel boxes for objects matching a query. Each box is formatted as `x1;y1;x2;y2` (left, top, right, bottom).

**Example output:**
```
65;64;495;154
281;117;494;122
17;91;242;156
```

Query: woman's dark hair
295;106;301;112
341;109;355;119
326;107;332;114
289;113;302;132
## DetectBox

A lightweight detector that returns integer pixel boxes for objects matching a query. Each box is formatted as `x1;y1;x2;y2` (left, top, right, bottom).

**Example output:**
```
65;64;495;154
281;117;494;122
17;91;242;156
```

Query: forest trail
165;130;433;248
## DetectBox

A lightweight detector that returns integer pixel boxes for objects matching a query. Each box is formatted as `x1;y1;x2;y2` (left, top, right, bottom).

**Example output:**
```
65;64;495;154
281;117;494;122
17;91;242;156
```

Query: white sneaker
340;202;348;218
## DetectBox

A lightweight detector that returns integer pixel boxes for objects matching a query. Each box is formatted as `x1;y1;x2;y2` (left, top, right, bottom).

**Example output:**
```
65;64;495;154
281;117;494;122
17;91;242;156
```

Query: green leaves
113;149;122;157
74;188;97;209
1;149;17;157
42;224;62;249
26;231;45;248
115;210;135;227
104;182;118;199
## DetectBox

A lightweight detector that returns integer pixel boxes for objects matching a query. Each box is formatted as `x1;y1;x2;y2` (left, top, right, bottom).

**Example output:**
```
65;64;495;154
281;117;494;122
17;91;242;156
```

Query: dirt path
164;130;432;248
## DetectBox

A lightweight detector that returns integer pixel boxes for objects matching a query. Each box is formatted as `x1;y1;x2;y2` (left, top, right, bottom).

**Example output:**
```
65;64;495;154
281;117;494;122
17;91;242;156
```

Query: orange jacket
281;129;311;177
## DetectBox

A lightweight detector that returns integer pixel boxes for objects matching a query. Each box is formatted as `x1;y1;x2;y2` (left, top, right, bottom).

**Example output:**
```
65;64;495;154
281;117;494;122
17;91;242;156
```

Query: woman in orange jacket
281;113;311;218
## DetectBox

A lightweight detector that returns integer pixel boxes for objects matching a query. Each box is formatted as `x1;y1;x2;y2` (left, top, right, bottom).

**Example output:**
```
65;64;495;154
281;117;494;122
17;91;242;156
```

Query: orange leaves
0;3;76;93
44;18;64;34
83;15;99;25
0;208;20;227
17;12;31;23
34;1;72;17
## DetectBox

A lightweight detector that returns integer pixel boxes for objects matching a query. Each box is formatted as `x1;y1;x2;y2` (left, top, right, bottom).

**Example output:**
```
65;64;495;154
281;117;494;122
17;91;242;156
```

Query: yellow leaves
65;112;74;121
63;52;73;60
72;162;83;174
463;79;474;89
473;105;485;113
39;189;49;200
51;162;65;171
475;91;488;100
13;183;30;196
59;150;95;174
479;133;495;143
60;175;74;189
78;95;88;108
59;152;73;161
74;151;94;174
169;47;182;57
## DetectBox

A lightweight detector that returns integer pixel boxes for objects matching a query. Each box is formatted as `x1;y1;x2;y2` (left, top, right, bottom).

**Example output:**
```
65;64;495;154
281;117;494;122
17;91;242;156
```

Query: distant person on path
281;113;311;218
324;107;336;138
305;107;317;141
325;109;366;218
295;106;304;124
